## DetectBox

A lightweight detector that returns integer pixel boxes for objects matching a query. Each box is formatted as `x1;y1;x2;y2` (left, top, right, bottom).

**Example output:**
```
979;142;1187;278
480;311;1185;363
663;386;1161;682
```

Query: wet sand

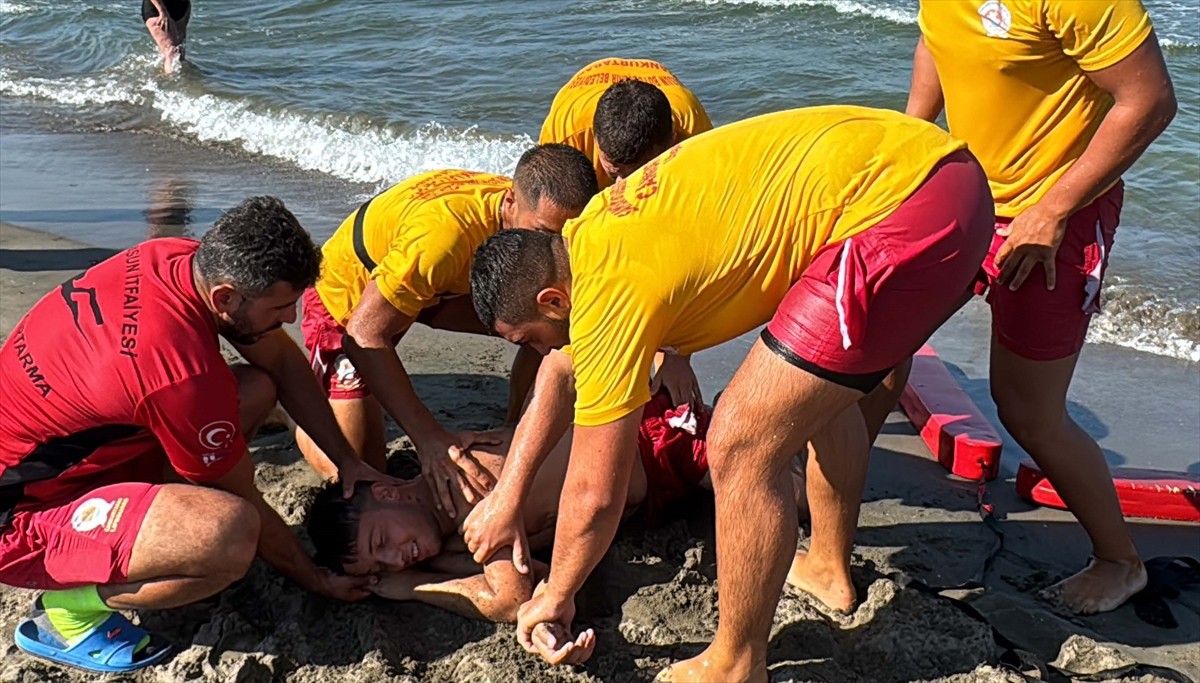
1;221;1197;682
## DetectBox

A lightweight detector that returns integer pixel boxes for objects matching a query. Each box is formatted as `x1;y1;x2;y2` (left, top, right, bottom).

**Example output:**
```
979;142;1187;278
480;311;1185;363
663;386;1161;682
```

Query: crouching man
0;197;389;674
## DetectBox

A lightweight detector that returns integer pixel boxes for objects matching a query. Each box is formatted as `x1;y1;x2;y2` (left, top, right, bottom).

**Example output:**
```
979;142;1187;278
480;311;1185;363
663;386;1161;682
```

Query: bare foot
786;550;856;614
1040;556;1147;614
655;648;764;683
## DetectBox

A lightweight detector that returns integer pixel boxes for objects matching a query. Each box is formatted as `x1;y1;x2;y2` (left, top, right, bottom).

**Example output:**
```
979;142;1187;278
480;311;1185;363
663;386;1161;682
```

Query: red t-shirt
0;239;245;513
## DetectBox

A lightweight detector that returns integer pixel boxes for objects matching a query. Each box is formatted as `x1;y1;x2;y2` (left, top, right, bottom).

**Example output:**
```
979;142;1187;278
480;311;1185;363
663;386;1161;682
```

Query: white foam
1160;37;1199;49
0;2;34;14
148;84;531;184
0;68;146;106
0;66;532;186
676;0;916;25
1087;282;1199;362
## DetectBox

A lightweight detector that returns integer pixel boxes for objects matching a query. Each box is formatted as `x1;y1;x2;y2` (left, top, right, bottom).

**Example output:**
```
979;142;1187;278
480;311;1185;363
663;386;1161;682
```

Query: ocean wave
676;0;916;25
0;68;146;106
0;67;532;185
1087;282;1199;362
0;2;34;14
148;86;532;184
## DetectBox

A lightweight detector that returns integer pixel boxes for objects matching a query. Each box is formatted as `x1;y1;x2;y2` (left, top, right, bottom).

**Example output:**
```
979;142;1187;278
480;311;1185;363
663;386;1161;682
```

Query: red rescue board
899;345;1003;481
1016;460;1200;523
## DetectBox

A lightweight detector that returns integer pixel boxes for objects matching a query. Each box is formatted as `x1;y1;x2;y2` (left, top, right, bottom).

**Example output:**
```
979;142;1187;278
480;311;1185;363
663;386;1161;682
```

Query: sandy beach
1;221;1196;682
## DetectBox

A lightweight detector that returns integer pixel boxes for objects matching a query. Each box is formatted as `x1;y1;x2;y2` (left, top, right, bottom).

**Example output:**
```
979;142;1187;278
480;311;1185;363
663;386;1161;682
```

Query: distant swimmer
141;0;190;74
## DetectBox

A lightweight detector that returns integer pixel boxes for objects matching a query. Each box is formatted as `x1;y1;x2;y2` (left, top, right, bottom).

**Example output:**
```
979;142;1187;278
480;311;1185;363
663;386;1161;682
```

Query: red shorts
764;150;994;391
0;482;161;590
981;182;1122;361
637;390;711;515
301;288;378;401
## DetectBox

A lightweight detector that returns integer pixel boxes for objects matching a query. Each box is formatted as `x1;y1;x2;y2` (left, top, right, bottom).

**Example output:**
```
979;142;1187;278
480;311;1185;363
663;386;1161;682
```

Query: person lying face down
306;391;712;661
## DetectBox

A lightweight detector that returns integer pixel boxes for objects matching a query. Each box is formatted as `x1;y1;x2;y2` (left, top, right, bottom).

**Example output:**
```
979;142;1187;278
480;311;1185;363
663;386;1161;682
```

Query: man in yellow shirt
539;58;713;190
464;107;994;678
296;144;598;516
542;59;716;415
909;0;1176;614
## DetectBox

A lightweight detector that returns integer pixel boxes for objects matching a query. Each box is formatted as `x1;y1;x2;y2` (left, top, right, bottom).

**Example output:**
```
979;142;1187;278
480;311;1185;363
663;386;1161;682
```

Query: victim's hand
517;581;585;664
531;622;595;666
994;202;1069;291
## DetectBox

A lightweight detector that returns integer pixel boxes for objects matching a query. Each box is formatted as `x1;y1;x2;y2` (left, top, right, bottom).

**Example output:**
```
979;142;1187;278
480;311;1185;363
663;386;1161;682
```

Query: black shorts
141;0;190;23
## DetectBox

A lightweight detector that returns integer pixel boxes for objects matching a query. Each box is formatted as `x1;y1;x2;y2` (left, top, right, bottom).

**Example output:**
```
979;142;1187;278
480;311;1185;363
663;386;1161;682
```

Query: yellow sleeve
570;274;665;427
370;218;469;319
1045;0;1153;72
538;113;557;145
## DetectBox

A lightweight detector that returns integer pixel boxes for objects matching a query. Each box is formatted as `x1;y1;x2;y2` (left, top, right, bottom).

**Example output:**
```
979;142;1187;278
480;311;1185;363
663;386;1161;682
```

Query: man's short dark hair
594;80;673;166
195;196;321;297
512;143;598;213
471;229;564;332
307;482;372;570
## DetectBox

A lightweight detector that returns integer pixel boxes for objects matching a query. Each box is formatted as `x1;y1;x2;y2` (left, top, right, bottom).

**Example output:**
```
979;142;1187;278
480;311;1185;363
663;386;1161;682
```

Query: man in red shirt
1;197;387;673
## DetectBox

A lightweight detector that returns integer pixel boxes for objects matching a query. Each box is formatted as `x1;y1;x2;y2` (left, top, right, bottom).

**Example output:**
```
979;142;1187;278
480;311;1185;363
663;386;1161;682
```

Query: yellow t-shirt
919;0;1152;217
564;106;966;427
538;58;714;191
316;170;509;324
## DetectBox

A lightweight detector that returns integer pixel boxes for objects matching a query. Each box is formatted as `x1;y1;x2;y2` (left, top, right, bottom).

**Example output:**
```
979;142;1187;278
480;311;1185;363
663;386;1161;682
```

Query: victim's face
343;502;444;576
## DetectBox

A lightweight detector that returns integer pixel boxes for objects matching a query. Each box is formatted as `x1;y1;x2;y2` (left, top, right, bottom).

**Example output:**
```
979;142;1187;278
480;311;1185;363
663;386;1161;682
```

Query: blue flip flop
15;610;172;673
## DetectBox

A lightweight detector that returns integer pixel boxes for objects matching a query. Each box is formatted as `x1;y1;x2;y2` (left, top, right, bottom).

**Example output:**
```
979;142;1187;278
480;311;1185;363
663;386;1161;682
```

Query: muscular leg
35;364;273;651
661;340;864;683
788;356;910;528
990;344;1145;613
296;396;386;481
110;364;273;607
785;408;870;613
100;485;259;609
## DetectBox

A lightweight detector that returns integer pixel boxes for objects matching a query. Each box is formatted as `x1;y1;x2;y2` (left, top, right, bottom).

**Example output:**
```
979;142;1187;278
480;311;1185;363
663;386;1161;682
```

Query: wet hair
512;143;598;214
306;481;372;570
471;229;565;331
194;196;321;297
594;80;673;166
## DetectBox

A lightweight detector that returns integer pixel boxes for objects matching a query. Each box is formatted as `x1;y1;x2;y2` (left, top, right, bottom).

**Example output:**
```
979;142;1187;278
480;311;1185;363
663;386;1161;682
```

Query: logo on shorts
198;420;236;450
71;497;129;533
201;452;228;467
332;354;365;392
979;0;1011;38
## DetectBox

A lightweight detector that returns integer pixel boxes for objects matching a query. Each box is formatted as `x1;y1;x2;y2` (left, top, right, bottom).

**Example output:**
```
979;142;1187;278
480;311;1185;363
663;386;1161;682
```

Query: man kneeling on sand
308;390;730;664
1;198;391;674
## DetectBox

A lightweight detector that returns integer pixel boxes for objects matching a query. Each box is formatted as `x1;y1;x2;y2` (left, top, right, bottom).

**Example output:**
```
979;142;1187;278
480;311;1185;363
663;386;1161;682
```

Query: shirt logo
979;0;1011;38
199;420;236;450
71;497;129;533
